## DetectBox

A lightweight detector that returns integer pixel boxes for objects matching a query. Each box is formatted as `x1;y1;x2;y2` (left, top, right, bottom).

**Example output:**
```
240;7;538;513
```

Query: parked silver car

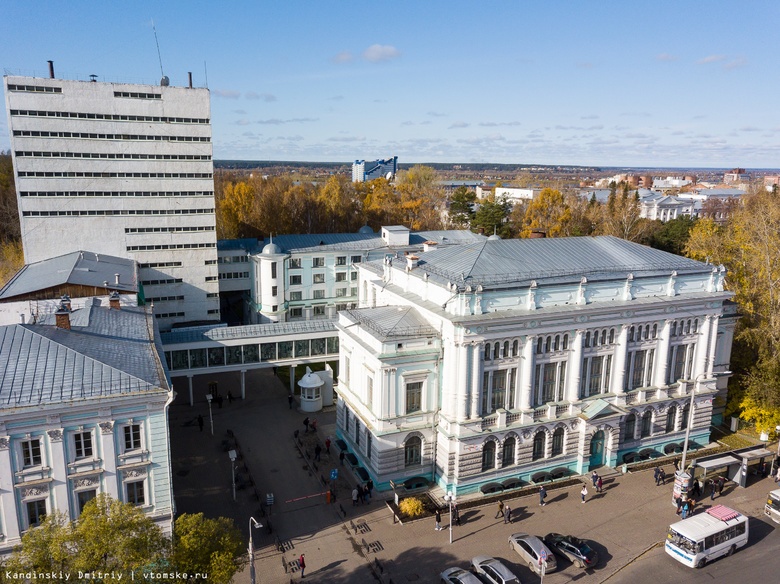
508;532;558;574
440;566;483;584
470;556;521;584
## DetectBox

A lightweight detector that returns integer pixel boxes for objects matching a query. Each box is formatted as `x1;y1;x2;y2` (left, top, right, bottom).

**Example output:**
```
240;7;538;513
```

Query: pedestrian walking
581;484;588;503
495;500;505;519
352;487;358;506
339;451;345;466
539;486;547;506
325;437;331;452
227;390;233;404
367;480;373;499
718;476;725;496
688;499;696;516
659;468;666;485
299;554;306;578
362;484;370;504
596;476;603;494
435;509;442;531
681;500;689;520
654;466;661;486
592;470;599;488
453;504;461;526
303;417;310;432
197;414;204;432
314;444;322;462
288;394;294;409
504;505;512;524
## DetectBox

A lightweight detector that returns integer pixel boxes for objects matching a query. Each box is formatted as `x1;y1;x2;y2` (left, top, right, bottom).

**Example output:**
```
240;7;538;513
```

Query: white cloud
449;122;470;129
656;53;678;62
255;117;318;125
724;58;746;70
363;44;400;62
427;111;447;118
697;55;726;64
479;121;521;127
332;51;353;63
213;89;241;99
246;92;277;102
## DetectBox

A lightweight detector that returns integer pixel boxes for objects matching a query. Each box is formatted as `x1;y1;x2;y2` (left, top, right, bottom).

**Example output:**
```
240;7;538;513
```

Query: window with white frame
26;499;47;528
289;307;303;318
626;348;655;390
336;256;346;266
313;273;325;284
77;489;97;514
551;427;565;456
667;343;696;385
581;354;613;398
290;275;302;286
534;361;567;406
351;255;361;264
406;381;422;414
126;480;145;505
271;262;277;279
335;288;348;297
21;438;42;467
366;433;372;460
313;305;326;316
289;258;302;269
312;257;324;268
405;436;421;466
481;440;496;471
74;431;93;459
351;271;358;281
336;272;347;282
313;289;325;299
290;291;302;301
123;424;142;451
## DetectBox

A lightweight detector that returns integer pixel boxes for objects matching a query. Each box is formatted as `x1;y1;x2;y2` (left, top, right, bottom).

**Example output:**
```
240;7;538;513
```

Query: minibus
665;504;748;568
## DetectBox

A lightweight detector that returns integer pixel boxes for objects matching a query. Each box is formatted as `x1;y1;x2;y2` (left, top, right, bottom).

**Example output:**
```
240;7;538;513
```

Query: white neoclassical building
335;236;736;495
0;296;174;554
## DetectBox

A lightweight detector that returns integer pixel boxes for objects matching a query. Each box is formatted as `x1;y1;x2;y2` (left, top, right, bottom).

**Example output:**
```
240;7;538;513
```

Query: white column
47;430;69;518
389;368;398;417
707;316;719;376
99;421;119;499
440;343;456;418
653;320;672;387
566;330;584;402
456;343;470;421
693;316;712;380
0;437;21;542
240;370;246;400
611;325;628;395
470;343;482;419
520;336;535;410
188;375;194;406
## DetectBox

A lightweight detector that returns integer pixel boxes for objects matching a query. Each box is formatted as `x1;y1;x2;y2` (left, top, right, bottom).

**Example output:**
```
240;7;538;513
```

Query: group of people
435;504;462;530
674;475;728;519
351;481;373;505
494;500;513;523
590;470;604;493
653;466;667;486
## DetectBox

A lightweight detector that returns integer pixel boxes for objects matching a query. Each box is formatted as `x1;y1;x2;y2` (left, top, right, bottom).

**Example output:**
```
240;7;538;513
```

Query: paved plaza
169;369;775;584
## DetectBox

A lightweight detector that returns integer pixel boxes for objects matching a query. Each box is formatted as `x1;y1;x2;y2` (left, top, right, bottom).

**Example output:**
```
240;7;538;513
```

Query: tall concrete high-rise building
352;156;397;182
3;67;220;330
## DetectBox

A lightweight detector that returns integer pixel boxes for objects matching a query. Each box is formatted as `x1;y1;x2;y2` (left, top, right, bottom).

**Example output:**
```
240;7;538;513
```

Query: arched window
609;329;615;344
405;436;421;467
563;334;569;350
641;411;652;437
624;414;636;441
665;407;676;433
545;336;552;353
494;342;500;359
601;330;607;345
693;319;699;333
685;320;691;334
512;340;519;357
652;324;658;339
671;321;677;336
503;341;509;358
502;438;516;467
629;326;635;342
681;404;691;430
644;325;650;340
551;427;564;456
484;344;491;360
554;335;560;351
532;432;546;461
482;441;496;471
585;331;591;347
537;338;543;354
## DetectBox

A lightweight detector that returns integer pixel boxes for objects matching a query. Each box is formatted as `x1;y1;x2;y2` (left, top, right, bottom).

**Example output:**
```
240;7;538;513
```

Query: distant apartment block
3;70;220;330
724;168;749;184
352;156;398;182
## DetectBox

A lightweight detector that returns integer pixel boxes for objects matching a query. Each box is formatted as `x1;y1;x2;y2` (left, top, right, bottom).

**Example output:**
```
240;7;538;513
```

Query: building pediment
579;398;626;421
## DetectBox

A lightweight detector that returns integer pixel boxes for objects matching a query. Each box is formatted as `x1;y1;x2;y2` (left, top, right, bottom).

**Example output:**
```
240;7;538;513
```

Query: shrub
398;497;425;518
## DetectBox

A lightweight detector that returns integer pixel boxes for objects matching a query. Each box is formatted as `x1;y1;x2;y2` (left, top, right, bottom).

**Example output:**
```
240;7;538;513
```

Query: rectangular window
335;288;348;297
604;354;613;392
336;272;347;282
588;356;603;396
482;371;490;414
289;258;302;269
271;263;277;279
313;289;325;299
289;307;302;318
336;256;346;266
351;255;362;264
491;370;507;411
22;439;42;467
630;350;646;390
290;275;302;286
124;424;141;451
289;291;302;301
313;273;325;284
350;287;357;297
313;257;324;268
351;271;358;281
26;499;47;528
355;419;360;446
127;481;145;506
74;432;93;459
271;286;277;296
406;381;422;414
507;368;516;409
542;363;557;403
313;305;325;316
77;489;97;514
685;343;695;379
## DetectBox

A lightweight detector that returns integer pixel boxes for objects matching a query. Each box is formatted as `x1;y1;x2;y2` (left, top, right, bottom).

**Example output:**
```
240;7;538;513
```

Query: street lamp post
444;491;455;544
229;449;237;501
248;516;262;584
206;393;214;436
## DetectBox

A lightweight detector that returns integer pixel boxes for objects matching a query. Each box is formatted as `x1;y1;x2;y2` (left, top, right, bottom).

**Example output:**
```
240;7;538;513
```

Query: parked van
665;504;748;568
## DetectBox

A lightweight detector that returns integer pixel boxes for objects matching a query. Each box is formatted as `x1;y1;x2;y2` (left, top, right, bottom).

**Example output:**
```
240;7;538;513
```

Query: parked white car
440;566;483;584
470;556;521;584
508;532;557;574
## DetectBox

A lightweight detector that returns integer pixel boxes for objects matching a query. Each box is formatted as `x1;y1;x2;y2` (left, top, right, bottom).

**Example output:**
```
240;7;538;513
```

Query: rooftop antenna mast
152;20;169;86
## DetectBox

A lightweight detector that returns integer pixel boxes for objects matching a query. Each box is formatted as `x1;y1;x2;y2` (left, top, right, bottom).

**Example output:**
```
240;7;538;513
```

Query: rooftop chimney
60;294;71;311
188;72;193;88
55;302;71;330
529;230;547;239
109;291;121;310
48;60;55;79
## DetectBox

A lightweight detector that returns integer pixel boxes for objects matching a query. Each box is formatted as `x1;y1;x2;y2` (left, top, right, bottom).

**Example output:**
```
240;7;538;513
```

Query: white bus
764;489;780;524
665;504;748;568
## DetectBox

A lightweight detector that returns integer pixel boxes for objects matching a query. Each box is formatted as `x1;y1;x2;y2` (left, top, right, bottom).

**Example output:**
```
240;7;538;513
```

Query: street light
674;371;729;504
443;491;456;544
206;393;214;436
229;449;237;501
248;516;262;584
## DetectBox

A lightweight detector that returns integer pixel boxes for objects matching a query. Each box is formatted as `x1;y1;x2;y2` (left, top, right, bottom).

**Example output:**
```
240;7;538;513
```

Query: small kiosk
298;367;325;413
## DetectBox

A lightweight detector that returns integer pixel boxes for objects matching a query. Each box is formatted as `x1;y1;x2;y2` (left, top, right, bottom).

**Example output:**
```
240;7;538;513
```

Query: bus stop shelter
693;446;774;487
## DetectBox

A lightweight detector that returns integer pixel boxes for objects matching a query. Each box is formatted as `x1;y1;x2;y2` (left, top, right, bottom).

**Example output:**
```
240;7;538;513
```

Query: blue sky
2;1;779;168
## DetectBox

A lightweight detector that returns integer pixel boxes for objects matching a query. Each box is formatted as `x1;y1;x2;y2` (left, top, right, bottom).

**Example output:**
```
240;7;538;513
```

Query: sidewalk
168;370;775;583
